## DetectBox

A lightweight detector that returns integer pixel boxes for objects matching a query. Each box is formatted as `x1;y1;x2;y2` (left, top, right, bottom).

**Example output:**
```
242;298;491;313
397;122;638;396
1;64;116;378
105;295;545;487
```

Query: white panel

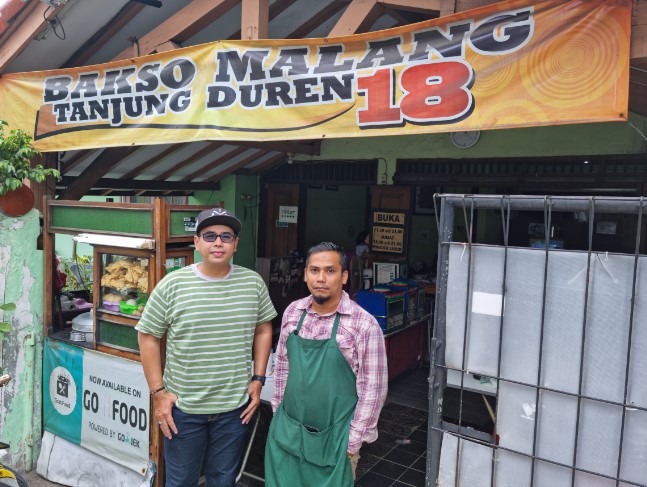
438;433;458;486
534;460;573;487
582;254;632;403
459;439;492;487
446;244;470;370
465;247;505;377
627;257;647;408
446;245;506;377
573;471;615;487
540;251;588;394
438;433;493;487
576;400;622;478
494;449;531;487
499;248;545;385
497;382;537;455
536;390;577;466
619;408;647;484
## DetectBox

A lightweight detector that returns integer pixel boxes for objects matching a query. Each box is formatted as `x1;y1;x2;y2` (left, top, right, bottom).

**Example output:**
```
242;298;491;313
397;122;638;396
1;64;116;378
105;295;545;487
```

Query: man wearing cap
136;208;277;487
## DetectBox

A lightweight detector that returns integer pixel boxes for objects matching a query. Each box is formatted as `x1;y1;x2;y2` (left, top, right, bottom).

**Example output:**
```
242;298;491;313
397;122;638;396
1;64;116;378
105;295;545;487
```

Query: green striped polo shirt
135;264;277;414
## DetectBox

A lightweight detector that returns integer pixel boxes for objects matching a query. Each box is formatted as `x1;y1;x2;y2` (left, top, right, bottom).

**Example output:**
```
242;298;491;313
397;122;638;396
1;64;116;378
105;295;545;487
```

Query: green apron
265;310;358;487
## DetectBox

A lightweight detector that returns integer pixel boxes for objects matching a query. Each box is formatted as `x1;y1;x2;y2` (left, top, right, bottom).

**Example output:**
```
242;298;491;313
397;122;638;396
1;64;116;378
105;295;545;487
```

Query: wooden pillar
241;0;269;39
29;152;58;214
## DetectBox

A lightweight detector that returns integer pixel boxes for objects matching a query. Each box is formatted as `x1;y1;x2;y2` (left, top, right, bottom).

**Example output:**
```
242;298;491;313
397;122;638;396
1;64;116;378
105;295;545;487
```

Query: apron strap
295;309;341;336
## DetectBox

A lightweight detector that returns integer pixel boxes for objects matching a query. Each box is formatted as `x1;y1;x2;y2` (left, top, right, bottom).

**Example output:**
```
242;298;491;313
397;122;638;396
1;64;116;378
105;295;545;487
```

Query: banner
0;0;631;152
43;338;150;475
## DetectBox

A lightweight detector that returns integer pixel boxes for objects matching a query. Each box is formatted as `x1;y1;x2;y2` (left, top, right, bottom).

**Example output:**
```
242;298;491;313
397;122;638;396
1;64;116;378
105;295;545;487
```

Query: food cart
41;198;211;487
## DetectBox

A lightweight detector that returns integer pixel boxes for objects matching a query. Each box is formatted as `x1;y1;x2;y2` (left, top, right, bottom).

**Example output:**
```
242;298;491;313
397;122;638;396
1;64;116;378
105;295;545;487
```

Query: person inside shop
355;230;370;256
136;208;277;487
265;242;388;486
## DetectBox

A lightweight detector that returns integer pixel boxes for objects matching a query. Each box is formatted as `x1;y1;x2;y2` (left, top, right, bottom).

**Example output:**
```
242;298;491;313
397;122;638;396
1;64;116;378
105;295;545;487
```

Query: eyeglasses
200;232;236;243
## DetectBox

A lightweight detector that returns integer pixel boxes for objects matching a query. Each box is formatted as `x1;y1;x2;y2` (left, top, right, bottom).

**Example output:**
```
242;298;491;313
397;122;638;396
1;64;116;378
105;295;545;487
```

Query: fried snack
102;258;149;292
103;294;123;303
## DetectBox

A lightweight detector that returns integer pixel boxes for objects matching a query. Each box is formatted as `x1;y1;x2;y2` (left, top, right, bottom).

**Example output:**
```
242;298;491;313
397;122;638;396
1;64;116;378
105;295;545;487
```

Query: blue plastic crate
356;289;406;332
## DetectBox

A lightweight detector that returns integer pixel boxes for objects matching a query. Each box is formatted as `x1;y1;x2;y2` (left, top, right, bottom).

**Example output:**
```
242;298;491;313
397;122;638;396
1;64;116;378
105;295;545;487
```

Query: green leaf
0;323;11;333
0;303;16;312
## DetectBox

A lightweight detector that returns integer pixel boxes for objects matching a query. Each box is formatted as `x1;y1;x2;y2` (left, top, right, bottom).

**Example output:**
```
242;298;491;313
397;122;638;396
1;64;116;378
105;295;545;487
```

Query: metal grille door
427;195;647;487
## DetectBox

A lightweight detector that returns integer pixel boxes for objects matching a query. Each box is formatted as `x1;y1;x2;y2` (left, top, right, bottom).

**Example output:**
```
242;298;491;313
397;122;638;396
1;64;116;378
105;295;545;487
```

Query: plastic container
102;300;121;312
119;298;146;315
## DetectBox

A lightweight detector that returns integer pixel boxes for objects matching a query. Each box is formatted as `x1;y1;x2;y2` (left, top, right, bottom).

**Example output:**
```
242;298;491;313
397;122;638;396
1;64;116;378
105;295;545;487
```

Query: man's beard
312;294;330;305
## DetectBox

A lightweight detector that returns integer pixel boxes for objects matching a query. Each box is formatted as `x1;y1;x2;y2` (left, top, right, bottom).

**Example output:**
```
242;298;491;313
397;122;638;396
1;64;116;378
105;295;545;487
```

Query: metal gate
427;195;647;487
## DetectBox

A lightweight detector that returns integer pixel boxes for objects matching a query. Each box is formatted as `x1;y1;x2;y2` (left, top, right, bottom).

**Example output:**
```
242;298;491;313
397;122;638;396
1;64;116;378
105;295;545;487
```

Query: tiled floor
236;365;431;487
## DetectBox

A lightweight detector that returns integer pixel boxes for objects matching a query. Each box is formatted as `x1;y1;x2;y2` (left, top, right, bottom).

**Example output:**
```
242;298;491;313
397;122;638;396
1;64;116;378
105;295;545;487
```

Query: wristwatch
250;375;266;386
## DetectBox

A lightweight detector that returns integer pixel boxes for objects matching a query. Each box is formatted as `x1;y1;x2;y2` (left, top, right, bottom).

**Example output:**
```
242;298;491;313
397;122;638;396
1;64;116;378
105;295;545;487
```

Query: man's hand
154;391;179;439
240;380;262;424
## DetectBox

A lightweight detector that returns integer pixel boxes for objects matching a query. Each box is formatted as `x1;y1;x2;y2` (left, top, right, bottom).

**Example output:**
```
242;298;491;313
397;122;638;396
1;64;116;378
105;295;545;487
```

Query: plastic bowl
102;300;121;312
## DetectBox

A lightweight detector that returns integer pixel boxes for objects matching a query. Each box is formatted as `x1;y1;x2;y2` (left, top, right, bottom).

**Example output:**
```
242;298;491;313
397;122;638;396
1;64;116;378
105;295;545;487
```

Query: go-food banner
43;338;150;475
0;0;631;152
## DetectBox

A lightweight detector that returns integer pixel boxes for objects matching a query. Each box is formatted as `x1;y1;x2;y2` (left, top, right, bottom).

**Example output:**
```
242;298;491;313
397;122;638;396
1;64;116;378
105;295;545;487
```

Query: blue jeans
164;404;249;487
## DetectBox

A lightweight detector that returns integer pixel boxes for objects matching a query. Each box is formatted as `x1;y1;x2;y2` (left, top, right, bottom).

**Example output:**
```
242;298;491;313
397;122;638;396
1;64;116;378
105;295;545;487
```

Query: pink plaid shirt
271;291;388;454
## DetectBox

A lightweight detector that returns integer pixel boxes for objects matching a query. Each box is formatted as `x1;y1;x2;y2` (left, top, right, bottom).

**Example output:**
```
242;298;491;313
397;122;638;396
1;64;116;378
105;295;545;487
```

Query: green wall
54;196;112;259
0;209;43;471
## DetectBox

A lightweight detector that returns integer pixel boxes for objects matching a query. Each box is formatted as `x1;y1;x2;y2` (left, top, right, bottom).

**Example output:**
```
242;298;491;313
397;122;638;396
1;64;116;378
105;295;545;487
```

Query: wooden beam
0;1;61;72
328;0;382;37
233;139;320;156
113;0;239;60
287;0;348;39
629;67;647;117
122;144;189;179
439;0;456;17
155;40;182;53
241;0;269;40
154;142;224;181
61;2;145;68
59;176;219;191
184;146;248;181
207;149;271;181
58;146;139;200
245;153;288;175
453;0;493;12
61;150;93;174
229;0;296;40
633;0;647;69
378;0;441;15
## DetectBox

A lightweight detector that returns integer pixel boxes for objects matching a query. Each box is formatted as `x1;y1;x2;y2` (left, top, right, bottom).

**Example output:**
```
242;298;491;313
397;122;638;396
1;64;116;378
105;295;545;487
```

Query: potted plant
0;120;59;216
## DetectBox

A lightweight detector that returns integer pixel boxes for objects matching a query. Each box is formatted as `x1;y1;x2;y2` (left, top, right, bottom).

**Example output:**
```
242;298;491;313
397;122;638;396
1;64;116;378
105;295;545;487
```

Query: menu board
371;209;408;254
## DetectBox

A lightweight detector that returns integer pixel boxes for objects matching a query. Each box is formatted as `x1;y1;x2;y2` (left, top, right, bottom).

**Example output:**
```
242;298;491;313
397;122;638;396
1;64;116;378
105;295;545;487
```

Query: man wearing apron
266;242;388;486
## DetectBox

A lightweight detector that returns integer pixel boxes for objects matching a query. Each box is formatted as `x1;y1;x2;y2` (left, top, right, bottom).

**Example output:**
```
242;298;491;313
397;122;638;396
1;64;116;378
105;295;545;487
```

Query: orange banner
0;0;631;152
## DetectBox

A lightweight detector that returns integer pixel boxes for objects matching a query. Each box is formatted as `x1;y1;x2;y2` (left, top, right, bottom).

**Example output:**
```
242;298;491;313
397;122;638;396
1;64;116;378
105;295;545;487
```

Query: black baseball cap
195;208;242;235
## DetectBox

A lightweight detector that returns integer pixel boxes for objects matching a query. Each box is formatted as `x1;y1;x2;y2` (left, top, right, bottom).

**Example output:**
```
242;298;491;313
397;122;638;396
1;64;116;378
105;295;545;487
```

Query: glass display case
92;244;194;357
98;249;153;318
93;245;156;355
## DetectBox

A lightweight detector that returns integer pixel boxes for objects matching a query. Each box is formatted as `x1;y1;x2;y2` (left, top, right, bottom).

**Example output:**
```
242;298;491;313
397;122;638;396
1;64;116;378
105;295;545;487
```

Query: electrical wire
43;7;66;40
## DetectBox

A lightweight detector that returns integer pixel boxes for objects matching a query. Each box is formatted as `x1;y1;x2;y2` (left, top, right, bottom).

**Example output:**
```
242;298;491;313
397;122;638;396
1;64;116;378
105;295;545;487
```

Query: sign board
0;0;631;152
43;338;150;476
371;210;408;254
278;206;298;223
184;216;197;233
